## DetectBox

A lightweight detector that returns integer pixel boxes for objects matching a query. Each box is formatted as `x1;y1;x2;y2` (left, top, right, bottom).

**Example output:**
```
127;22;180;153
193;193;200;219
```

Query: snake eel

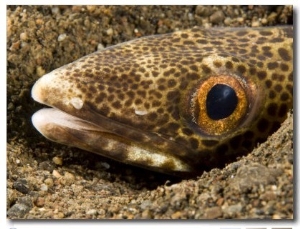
31;26;293;176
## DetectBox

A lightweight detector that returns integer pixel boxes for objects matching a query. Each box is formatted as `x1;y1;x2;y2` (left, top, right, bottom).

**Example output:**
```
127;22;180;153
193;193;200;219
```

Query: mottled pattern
32;26;293;176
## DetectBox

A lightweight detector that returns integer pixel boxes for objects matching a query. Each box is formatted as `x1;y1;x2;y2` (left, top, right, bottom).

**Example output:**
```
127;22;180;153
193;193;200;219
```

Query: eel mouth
31;75;194;175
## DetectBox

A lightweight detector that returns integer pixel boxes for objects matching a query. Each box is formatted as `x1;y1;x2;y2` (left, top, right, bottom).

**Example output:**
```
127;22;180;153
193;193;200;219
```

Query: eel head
32;26;293;176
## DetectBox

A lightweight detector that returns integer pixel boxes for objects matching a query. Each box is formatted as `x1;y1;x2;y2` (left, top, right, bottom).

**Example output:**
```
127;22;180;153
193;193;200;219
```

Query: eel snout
31;69;194;176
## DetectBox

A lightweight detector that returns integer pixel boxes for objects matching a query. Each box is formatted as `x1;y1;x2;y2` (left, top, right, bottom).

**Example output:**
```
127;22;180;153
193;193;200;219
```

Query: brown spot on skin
288;73;293;84
244;130;254;139
259;31;273;36
171;37;180;43
166;91;179;101
213;61;222;68
197;39;208;44
190;65;198;72
265;79;272;88
238;49;247;54
182;128;193;136
286;84;293;96
257;55;266;61
249;67;256;75
201;140;219;147
158;85;166;91
225;61;233;69
278;47;291;61
135;98;142;105
117;93;125;100
257;71;267;80
152;71;159;77
256;37;268;44
201;65;211;74
274;84;283;93
181;33;188;39
163;71;170;77
267;62;279;70
270;121;281;133
257;62;264;68
280;92;290;101
272;74;285;82
190;138;199;150
137;90;146;97
236;31;248;36
271;37;284;43
263;52;273;58
238;38;249;43
278;104;288;117
187;73;199;80
157;108;164;114
112;101;121;109
167;79;176;88
203;47;213;52
183;40;195;45
180;67;188;74
229;135;242;149
211;41;223;46
95;95;104;104
267;103;278;116
107;94;115;102
231;57;239;62
160;160;176;171
262;46;271;51
269;90;276;99
237;65;246;74
175;136;189;147
257;118;269;133
280;63;289;71
167;123;180;132
216;144;229;154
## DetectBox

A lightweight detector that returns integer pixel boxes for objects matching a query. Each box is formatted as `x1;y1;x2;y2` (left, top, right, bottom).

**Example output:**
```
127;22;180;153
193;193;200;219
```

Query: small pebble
251;20;261;27
7;196;33;218
237;17;244;23
141;209;152;219
205;206;223;219
60;171;75;186
20;32;28;41
36;66;46;77
171;211;182;219
210;10;225;24
106;28;113;36
97;43;105;51
35;197;45;207
226;203;242;216
261;18;268;25
51;6;60;15
44;178;54;188
40;184;48;191
86;209;98;215
140;200;152;210
52;156;63;165
224;17;232;25
57;33;67;42
13;178;30;194
54;212;65;219
52;169;62;178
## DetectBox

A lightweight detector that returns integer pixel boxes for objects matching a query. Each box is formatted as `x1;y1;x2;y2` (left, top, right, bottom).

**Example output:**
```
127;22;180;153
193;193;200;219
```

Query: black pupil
206;84;238;120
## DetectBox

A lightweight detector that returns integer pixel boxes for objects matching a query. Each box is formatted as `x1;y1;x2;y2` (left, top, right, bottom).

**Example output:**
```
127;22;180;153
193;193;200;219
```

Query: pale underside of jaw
31;107;192;174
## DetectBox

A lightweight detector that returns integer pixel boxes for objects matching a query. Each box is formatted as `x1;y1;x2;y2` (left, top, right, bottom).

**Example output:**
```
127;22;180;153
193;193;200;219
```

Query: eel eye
193;75;250;136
